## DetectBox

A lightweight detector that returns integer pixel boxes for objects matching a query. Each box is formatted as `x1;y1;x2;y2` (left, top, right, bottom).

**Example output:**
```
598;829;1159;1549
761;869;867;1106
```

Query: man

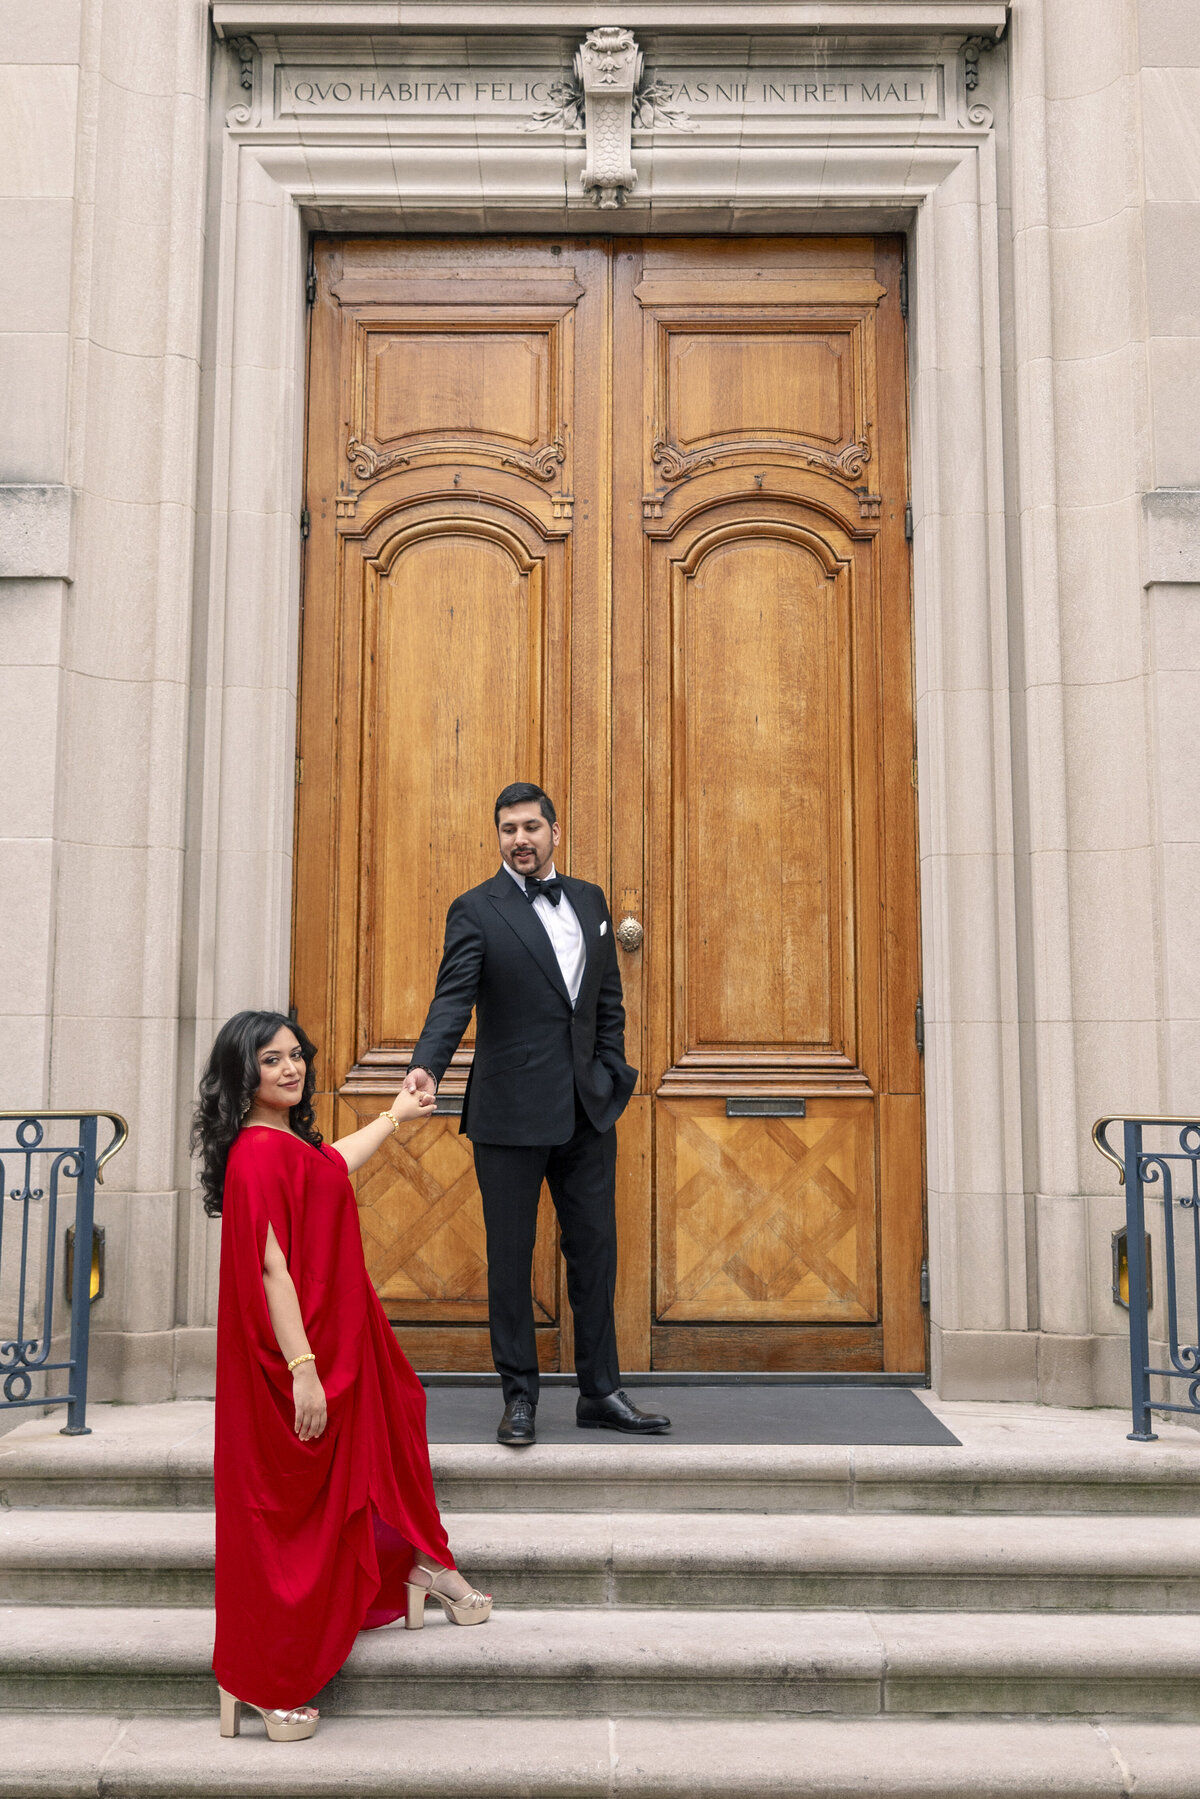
405;783;670;1447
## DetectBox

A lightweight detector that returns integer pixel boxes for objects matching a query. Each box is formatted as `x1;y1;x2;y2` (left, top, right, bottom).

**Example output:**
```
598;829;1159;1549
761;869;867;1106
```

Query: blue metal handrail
0;1111;127;1436
1093;1115;1200;1442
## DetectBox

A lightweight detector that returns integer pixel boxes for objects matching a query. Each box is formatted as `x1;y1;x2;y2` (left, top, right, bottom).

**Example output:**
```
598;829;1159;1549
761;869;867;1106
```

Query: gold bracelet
381;1109;401;1134
287;1352;316;1373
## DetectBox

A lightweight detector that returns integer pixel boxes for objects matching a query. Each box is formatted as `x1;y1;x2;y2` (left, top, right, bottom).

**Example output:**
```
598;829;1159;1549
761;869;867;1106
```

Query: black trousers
472;1097;620;1405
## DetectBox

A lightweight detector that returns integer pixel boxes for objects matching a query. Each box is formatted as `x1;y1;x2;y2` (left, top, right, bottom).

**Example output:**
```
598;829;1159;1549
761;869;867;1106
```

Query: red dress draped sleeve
213;1125;453;1709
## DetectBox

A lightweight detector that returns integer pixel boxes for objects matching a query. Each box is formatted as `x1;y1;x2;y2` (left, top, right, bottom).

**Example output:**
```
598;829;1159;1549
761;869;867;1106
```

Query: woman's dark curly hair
191;1010;322;1217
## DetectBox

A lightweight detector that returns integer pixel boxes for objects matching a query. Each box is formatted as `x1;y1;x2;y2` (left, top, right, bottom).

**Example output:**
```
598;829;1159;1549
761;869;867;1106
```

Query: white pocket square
600;920;607;936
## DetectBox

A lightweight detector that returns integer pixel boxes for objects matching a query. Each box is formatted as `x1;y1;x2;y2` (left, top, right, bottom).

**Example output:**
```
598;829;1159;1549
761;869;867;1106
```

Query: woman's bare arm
331;1086;435;1174
262;1223;326;1442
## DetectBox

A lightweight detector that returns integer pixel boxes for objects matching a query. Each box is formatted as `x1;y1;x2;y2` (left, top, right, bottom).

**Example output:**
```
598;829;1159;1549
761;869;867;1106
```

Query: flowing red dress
213;1125;454;1709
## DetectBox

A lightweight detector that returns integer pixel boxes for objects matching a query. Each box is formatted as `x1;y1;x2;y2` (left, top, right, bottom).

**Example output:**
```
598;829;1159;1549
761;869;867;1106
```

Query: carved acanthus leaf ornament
500;436;566;481
651;435;871;485
347;438;411;481
526;64;696;135
346;434;565;485
805;439;871;481
651;439;717;482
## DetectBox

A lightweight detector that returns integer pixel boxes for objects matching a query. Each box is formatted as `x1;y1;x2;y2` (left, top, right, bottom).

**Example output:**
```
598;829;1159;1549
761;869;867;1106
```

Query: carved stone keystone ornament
576;28;642;208
523;28;697;168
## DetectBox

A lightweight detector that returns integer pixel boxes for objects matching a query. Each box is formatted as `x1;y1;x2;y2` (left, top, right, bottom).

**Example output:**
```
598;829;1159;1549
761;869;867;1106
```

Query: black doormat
424;1384;960;1447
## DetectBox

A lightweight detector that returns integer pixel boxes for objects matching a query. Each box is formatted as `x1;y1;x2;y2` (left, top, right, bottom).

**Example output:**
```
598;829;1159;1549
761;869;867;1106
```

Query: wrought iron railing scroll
1093;1115;1200;1442
0;1111;127;1436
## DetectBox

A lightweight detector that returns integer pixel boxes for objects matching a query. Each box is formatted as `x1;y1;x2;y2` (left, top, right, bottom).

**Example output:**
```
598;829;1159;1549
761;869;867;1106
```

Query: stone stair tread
4;1401;1199;1770
1;1712;1198;1796
2;1507;1196;1573
2;1603;1198;1681
0;1512;212;1567
4;1401;1200;1517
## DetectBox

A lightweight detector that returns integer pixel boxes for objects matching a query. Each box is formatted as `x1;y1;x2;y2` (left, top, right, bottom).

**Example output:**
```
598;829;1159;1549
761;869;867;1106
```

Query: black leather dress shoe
497;1397;536;1447
576;1389;671;1434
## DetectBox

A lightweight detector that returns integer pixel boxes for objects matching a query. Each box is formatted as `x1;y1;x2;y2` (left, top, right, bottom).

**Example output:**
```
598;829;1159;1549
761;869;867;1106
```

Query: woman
192;1009;491;1743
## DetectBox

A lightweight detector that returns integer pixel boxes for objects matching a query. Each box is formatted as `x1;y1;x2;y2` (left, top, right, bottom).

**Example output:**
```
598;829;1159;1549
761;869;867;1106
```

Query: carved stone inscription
277;64;943;123
639;69;940;117
279;69;569;115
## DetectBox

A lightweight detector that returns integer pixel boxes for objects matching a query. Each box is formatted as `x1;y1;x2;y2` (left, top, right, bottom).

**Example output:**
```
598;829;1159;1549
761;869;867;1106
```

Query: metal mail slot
725;1097;806;1118
433;1095;464;1116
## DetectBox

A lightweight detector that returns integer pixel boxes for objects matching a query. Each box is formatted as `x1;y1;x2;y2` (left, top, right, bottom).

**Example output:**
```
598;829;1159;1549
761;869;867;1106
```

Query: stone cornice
212;3;1008;38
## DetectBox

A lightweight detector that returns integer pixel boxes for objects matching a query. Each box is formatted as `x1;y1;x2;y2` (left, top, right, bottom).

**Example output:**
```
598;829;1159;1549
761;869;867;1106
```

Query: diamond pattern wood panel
353;1112;558;1324
655;1098;878;1323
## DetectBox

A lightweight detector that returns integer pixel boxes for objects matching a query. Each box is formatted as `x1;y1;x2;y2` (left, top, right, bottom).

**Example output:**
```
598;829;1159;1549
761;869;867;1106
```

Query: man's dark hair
494;782;556;828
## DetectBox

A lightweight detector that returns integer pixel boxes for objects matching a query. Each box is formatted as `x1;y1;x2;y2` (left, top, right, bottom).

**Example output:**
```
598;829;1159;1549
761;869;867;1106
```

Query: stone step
3;1604;1199;1720
3;1510;1198;1612
4;1401;1200;1516
2;1712;1198;1796
433;1437;1200;1518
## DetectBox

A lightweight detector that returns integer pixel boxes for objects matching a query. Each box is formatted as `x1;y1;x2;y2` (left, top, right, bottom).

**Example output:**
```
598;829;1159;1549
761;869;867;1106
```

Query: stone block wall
0;0;1197;1407
931;0;1200;1406
0;0;211;1399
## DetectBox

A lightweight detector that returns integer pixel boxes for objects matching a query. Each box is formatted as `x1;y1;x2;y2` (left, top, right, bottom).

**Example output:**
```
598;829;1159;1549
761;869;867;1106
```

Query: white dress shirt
503;860;586;1006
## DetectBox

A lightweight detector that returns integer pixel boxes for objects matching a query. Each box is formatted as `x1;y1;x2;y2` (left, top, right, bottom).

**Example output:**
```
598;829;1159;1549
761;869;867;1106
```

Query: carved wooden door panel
612;240;924;1372
297;239;610;1371
297;235;923;1375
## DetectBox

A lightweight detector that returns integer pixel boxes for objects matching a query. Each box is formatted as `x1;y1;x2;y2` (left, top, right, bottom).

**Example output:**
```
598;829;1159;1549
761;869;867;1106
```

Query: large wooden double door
295;235;924;1375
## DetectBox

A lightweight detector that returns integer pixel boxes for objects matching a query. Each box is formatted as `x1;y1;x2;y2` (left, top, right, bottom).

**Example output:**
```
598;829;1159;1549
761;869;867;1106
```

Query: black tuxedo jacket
410;869;638;1146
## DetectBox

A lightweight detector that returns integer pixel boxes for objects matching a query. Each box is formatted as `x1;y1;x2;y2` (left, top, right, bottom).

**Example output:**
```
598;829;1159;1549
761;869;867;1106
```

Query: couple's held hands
402;1067;437;1101
387;1080;436;1122
292;1362;327;1442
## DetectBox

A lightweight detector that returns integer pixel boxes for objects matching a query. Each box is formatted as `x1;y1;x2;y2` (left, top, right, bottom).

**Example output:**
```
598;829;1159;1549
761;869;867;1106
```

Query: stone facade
1;0;1197;1408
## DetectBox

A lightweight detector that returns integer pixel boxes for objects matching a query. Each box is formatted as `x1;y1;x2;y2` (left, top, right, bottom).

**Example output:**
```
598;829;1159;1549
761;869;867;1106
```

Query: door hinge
911;757;919;790
300;508;310;540
915;995;925;1057
904;502;914;542
295;755;303;785
305;247;317;307
899;259;909;319
919;1258;930;1306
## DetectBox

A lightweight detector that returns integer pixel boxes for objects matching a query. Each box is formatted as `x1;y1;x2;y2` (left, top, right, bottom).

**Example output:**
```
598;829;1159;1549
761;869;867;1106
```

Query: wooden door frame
191;98;1025;1387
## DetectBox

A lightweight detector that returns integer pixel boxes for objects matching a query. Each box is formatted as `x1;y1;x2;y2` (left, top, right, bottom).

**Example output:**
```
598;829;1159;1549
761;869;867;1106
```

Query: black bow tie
524;875;563;906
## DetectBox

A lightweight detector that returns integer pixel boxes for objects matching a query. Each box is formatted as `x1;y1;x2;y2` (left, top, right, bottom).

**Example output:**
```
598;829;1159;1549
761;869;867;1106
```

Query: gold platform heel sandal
405;1561;492;1630
219;1684;319;1742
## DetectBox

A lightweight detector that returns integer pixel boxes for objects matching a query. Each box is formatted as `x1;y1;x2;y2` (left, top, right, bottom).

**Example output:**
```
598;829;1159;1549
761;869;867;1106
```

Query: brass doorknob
616;915;644;952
